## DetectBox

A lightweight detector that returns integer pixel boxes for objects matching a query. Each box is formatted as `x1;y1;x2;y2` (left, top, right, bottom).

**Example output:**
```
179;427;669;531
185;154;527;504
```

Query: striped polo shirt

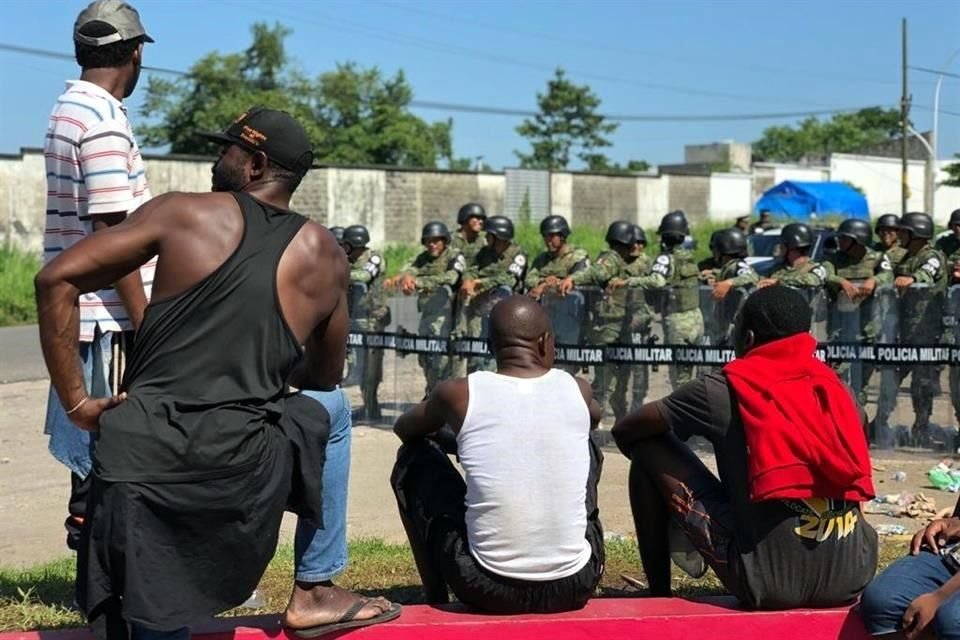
44;80;156;341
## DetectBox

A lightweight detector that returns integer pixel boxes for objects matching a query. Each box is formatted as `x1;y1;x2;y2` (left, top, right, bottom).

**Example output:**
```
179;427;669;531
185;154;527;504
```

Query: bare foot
282;582;395;630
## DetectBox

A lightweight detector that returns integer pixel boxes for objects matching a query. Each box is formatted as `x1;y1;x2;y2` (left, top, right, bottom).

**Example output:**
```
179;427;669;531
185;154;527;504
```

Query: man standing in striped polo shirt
41;0;155;552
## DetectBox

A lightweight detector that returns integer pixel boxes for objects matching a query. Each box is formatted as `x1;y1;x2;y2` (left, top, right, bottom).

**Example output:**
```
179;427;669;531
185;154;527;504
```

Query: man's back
94;192;322;480
457;369;593;581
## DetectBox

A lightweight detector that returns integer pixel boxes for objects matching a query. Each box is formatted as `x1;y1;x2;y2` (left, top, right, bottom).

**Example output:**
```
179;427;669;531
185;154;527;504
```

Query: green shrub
0;248;39;326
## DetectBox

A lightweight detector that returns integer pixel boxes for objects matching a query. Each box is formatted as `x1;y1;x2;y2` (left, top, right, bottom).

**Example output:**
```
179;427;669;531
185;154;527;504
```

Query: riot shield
695;283;748;376
541;288;589;376
343;282;369;388
823;279;875;415
381;285;457;425
454;285;512;374
948;285;960;443
344;281;395;425
872;283;952;449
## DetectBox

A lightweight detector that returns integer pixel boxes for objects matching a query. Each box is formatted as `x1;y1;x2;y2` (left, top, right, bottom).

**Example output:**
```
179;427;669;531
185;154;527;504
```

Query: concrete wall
4;147;959;253
685;141;752;173
829;154;926;216
707;173;753;221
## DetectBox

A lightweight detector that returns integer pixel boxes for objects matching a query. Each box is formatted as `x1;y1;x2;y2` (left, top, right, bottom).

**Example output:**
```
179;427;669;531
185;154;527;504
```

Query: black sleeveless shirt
94;193;308;482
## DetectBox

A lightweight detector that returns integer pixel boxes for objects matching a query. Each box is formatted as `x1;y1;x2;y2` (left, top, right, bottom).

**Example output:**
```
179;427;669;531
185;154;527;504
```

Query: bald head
488;296;553;366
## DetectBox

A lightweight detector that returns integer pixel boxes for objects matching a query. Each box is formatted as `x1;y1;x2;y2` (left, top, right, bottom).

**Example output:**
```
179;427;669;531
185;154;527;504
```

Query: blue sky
1;0;958;169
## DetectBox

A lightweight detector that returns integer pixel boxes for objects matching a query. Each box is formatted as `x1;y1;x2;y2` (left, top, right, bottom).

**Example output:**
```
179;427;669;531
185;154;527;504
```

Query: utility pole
900;18;910;214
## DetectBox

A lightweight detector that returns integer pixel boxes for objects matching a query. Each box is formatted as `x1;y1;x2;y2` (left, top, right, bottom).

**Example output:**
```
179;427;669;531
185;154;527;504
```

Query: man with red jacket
612;285;877;609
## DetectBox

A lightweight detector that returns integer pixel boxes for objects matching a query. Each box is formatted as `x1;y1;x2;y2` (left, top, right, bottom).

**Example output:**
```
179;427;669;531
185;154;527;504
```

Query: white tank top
458;369;593;581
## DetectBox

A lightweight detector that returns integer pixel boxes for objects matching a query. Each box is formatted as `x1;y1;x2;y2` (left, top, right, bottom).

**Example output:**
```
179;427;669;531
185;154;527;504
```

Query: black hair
269;162;303;193
74;22;143;69
739;285;811;346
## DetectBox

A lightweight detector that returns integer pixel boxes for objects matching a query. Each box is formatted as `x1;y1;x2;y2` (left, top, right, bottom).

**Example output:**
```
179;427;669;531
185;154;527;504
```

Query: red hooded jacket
723;332;875;503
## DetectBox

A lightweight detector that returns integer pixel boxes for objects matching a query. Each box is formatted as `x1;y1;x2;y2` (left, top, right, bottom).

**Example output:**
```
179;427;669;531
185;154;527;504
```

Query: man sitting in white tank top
391;295;605;613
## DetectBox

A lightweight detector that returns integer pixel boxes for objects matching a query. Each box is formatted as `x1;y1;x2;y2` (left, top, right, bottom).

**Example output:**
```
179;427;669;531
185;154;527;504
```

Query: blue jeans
44;329;113;479
294;388;352;582
860;551;960;639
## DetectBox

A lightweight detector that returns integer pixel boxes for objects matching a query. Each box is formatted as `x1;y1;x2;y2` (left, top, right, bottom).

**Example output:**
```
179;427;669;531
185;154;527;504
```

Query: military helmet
897;212;934;239
874;214;900;232
329;226;345;243
457;202;487;225
712;228;748;258
632;225;647;246
539;215;571;238
483;215;514;241
950;208;960;226
605;220;635;247
341;224;370;249
780;223;813;249
421;221;451;244
836;218;872;247
657;210;689;239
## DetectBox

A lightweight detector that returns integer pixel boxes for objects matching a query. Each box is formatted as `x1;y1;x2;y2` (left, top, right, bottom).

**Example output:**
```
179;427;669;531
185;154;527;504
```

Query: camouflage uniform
935;234;960;426
618;252;654;418
569;249;630;416
451;230;485;265
877;244;948;437
349;248;389;420
463;242;526;372
524;243;590;291
822;249;893;406
707;258;758;349
875;241;907;266
452;229;487;360
399;246;465;396
697;257;721;282
625;246;704;389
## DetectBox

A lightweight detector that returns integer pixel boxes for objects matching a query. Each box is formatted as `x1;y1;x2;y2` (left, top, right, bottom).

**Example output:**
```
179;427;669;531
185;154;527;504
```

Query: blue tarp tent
754;181;869;220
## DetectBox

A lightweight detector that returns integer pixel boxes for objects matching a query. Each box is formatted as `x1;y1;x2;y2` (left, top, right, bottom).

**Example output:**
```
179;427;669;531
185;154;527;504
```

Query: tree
942;154;960;187
752;108;904;162
515;68;619;170
582;156;650;174
139;23;454;168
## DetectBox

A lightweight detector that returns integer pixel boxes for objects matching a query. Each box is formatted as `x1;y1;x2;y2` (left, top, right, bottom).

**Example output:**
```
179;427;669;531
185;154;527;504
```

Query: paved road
0;324;45;383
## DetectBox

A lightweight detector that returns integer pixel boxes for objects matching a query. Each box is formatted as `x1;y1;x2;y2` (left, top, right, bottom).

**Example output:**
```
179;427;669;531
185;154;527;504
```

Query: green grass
0;537;910;631
0;248;40;327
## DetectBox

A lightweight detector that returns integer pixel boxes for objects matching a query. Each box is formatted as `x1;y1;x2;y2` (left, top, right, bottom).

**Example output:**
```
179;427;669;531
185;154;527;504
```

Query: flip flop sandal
289;600;402;638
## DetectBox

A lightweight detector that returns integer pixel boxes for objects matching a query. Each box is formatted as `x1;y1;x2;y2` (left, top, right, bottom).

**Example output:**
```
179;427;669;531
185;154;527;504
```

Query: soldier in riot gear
823;218;894;411
330;226;345;244
698;230;723;282
341;225;390;421
758;223;828;290
874;214;906;265
452;203;487;264
558;221;634;418
704;228;758;349
620;225;655;414
935;209;960;432
610;211;705;389
386;222;465;395
460;215;527;372
880;213;948;445
524;215;590;299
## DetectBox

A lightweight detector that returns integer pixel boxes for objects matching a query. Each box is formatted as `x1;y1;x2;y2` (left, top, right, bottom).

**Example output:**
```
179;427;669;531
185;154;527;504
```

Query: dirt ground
2;374;958;569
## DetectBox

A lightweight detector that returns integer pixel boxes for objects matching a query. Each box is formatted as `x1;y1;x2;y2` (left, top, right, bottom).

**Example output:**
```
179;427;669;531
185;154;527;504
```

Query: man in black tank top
36;108;398;639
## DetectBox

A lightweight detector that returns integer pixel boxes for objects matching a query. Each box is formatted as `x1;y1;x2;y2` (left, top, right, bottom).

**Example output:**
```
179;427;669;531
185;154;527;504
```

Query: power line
2;42;957;122
0;43;184;76
223;0;841;109
910;65;960;80
373;0;927;89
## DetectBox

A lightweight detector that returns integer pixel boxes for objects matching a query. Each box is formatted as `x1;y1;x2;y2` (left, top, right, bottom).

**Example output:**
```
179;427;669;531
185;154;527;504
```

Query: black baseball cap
197;107;314;176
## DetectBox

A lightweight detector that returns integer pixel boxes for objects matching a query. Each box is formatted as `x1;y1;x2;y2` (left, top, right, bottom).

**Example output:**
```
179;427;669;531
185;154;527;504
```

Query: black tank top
94;193;308;482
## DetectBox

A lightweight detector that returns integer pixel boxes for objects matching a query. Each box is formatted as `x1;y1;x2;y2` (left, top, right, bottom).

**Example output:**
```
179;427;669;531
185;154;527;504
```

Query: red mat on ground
2;597;870;640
